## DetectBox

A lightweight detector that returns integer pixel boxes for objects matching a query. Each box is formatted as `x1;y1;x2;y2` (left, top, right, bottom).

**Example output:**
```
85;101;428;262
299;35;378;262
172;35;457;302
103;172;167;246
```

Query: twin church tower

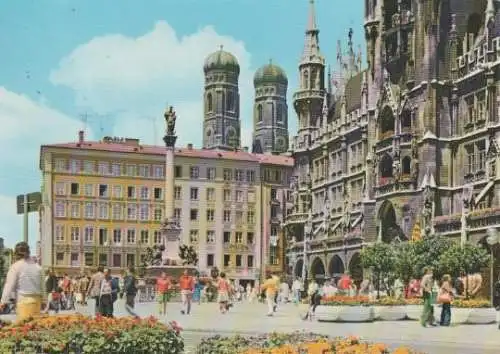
202;47;289;154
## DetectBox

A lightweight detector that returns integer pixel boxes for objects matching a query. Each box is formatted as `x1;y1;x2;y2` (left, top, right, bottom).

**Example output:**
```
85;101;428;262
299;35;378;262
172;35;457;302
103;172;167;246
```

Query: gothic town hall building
285;0;500;285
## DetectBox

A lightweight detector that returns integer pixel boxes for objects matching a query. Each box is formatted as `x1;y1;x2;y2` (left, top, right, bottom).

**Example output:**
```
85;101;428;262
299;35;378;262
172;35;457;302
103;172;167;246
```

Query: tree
360;243;396;298
411;235;454;280
0;252;6;291
178;244;198;266
393;242;417;286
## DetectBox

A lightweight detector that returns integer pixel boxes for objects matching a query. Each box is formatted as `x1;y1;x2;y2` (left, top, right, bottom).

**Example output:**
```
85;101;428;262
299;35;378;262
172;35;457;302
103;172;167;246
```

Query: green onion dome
253;60;288;87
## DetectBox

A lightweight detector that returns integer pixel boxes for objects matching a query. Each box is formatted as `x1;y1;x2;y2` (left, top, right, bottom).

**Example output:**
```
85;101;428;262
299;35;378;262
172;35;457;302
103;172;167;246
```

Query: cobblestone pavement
2;301;499;353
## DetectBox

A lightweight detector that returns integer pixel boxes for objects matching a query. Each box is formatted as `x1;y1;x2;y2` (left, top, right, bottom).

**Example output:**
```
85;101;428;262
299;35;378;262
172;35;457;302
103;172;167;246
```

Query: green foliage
178;244;198;266
411;235;454;279
439;242;490;278
0;252;5;291
392;242;417;285
360;242;395;276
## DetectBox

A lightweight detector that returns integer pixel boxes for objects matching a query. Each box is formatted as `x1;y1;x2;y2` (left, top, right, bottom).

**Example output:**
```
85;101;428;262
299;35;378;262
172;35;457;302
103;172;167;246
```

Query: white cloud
0;87;90;248
50;21;255;148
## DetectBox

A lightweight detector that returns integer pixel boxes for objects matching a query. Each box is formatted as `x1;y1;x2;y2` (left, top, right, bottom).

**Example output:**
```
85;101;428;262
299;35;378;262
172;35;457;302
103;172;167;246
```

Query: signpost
16;192;42;244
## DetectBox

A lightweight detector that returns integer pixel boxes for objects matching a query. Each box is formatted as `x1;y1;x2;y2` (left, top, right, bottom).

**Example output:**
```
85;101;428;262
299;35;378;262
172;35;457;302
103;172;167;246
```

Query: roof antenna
80;112;89;134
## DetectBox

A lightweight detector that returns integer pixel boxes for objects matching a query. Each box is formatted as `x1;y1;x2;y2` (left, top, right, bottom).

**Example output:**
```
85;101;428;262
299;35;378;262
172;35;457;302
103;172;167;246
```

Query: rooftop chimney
78;130;84;143
187;143;193;150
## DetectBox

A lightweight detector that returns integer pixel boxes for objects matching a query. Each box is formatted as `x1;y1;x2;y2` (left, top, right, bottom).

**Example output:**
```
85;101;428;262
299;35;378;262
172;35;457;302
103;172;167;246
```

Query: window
189;230;199;243
113;254;122;268
206;188;215;201
55;159;66;172
99;254;108;266
70;160;80;173
140;230;149;244
84;202;94;218
154;208;162;221
235;232;243;244
153;165;164;178
247;211;255;224
224;254;230;267
70;226;80;242
55;182;66;196
138;165;150;177
55;225;65;242
206;209;215;222
247;255;254;268
112;204;122;220
174;186;181;200
113;229;122;244
223;232;231;243
247;232;254;244
98;203;109;219
190;187;199;200
70;183;79;195
83;252;93;266
190;166;199;179
127;229;136;244
206;230;215;243
84;226;94;243
111;163;121;176
154;187;162;200
113;185;122;198
139;204;149;221
207;167;216;180
235;255;242;267
246;170;255;183
207;254;215;267
271;205;278;218
190;209;198;221
140;186;149;200
84;183;94;197
55;201;66;217
271;188;277;200
99;228;108;245
257;104;263;122
247;191;255;203
235;169;244;181
154;230;162;244
99;184;108;197
127;204;137;220
223;169;232;181
235;211;243;222
70;253;79;267
174;208;182;221
98;162;109;175
223;189;231;202
127;186;136;199
126;164;136;176
84;161;94;174
174;165;182;178
235;190;243;202
56;252;64;265
223;210;231;222
126;254;135;267
270;246;279;265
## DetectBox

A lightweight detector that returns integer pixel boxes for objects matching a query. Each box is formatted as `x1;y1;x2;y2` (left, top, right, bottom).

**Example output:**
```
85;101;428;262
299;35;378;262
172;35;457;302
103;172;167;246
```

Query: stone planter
405;305;423;321
337;306;375;322
315;305;340;322
465;308;498;325
373;306;407;321
446;307;471;325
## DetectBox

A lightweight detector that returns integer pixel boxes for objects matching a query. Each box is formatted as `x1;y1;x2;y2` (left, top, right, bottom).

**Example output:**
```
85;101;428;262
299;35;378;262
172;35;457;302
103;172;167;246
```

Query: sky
0;0;364;248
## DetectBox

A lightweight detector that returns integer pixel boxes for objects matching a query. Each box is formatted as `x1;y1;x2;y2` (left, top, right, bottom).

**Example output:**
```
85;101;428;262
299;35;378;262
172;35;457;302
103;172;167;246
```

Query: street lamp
302;212;313;289
486;228;499;306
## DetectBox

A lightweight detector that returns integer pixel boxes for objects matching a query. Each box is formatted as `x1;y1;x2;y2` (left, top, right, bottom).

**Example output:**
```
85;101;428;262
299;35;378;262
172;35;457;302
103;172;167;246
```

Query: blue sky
0;0;364;248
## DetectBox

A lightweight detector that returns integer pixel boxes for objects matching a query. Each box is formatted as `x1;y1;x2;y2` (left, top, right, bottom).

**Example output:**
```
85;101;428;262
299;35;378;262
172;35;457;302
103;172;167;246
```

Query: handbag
437;291;451;304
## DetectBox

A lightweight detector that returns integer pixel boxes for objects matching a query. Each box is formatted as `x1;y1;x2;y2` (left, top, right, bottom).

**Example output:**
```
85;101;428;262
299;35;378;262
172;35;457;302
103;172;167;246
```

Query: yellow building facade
39;134;293;281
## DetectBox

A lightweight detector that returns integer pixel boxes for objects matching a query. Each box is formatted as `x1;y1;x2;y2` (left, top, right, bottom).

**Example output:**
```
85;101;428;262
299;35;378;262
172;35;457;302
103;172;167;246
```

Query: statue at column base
160;217;182;264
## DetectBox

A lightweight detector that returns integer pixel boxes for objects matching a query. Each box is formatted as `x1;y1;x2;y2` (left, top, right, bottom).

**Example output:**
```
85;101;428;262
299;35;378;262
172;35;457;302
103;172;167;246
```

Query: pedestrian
43;269;58;313
156;271;171;316
271;273;280;311
98;269;114;317
123;267;137;315
420;267;436;327
216;272;230;314
291;277;302;305
438;274;453;326
179;269;194;315
261;274;278;316
192;275;203;305
0;242;43;322
79;274;89;305
87;266;105;316
303;279;321;321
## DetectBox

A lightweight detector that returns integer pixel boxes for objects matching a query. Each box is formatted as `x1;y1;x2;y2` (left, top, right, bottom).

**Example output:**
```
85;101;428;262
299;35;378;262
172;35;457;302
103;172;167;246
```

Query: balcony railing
285;212;308;224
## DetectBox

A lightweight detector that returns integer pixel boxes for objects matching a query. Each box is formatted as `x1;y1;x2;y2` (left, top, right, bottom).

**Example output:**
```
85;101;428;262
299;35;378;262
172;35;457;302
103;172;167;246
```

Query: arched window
205;129;213;146
401;109;411;130
257;104;263;122
206;93;213;112
311;69;317;89
467;13;483;42
402;156;411;175
379;106;395;137
276;104;283;122
303;70;309;89
379;154;394;178
227;91;234;112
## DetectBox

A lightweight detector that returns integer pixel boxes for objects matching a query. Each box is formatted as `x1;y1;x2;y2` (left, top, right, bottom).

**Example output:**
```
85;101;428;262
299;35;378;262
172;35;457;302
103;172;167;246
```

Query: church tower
293;0;325;146
252;60;289;154
203;46;241;150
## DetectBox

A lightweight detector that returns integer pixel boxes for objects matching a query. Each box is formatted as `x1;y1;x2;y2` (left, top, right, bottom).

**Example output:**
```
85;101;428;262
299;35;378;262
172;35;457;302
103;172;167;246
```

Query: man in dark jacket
43;269;59;313
123;267;138;311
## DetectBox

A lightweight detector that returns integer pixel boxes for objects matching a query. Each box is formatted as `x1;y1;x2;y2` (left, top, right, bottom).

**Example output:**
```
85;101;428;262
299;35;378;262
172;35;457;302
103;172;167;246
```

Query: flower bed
196;332;420;353
0;314;184;353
